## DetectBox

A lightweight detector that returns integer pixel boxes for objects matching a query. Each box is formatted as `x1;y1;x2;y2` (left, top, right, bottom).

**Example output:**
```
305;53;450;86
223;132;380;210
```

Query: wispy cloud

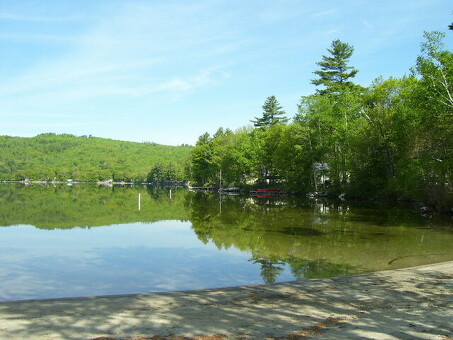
0;112;69;118
0;32;79;43
0;12;80;22
312;9;339;18
0;1;239;106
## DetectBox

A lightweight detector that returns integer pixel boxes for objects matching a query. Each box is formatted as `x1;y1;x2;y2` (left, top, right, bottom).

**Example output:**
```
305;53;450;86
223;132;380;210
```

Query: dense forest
189;32;452;212
0;133;191;183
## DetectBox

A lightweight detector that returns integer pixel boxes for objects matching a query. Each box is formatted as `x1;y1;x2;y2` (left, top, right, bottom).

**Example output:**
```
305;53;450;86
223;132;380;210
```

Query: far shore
0;180;172;186
0;261;452;340
0;180;142;185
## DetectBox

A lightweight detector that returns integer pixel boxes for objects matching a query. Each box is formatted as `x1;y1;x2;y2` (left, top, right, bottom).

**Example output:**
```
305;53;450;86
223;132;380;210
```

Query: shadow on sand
0;262;452;340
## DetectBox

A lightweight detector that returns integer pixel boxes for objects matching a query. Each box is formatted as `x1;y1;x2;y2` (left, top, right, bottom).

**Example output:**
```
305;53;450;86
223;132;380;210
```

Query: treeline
190;32;452;212
0;133;192;183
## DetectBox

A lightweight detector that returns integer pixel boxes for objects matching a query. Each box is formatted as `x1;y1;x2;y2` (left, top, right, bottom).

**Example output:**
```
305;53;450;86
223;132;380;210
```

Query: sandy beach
0;261;452;340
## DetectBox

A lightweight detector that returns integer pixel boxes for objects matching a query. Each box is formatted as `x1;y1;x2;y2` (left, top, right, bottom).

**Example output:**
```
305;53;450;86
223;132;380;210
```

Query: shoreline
0;262;452;340
2;181;448;216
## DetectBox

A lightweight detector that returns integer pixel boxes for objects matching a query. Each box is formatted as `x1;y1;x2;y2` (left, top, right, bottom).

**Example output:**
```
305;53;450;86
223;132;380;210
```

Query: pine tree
307;40;363;190
311;39;360;95
251;96;288;128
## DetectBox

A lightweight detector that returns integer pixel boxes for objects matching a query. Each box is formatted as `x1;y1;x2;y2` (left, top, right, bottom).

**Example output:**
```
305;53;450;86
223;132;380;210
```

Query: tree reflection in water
188;191;453;283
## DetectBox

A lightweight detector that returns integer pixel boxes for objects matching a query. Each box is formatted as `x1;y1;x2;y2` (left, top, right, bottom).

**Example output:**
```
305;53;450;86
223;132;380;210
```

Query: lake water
0;183;452;301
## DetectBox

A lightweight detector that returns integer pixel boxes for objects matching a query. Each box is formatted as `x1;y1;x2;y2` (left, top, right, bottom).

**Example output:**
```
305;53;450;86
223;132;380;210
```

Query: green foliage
414;31;453;113
252;124;287;186
146;163;180;183
350;76;418;197
311;39;362;95
190;132;216;185
410;31;453;210
251;95;288;128
189;32;452;211
0;134;191;183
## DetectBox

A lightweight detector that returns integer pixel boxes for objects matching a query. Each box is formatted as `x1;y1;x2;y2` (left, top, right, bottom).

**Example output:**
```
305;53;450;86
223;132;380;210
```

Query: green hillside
0;133;192;182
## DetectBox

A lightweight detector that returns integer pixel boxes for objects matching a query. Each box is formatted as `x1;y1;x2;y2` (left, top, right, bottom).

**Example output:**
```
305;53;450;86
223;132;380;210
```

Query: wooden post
219;169;222;189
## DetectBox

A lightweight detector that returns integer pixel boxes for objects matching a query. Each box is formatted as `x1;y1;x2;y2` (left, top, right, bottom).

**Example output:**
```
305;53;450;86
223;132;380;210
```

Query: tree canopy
190;33;453;212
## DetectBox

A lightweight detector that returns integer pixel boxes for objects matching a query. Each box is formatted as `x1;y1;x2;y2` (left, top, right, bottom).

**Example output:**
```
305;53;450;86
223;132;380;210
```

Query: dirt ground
0;262;452;340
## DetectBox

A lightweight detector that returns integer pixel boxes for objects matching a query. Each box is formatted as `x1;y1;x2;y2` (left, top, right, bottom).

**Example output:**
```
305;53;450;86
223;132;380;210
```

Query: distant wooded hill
0;133;192;182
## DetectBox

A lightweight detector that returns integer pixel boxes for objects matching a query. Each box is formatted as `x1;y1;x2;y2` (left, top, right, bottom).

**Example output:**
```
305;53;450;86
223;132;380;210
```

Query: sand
0;261;452;340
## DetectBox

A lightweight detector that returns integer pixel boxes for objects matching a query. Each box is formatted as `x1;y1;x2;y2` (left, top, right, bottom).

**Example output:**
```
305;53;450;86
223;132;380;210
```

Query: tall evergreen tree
251;96;288;128
311;39;360;95
305;40;363;190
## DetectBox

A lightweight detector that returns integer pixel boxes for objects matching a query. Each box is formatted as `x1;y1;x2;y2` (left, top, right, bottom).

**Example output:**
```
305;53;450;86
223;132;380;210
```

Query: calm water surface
0;184;452;301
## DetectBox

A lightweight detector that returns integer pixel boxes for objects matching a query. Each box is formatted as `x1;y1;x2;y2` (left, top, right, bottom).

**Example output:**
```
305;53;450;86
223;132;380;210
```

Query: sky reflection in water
0;221;293;301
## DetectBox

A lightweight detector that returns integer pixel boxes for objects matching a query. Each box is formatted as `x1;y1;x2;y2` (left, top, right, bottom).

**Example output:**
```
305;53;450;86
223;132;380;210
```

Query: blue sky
0;1;451;146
